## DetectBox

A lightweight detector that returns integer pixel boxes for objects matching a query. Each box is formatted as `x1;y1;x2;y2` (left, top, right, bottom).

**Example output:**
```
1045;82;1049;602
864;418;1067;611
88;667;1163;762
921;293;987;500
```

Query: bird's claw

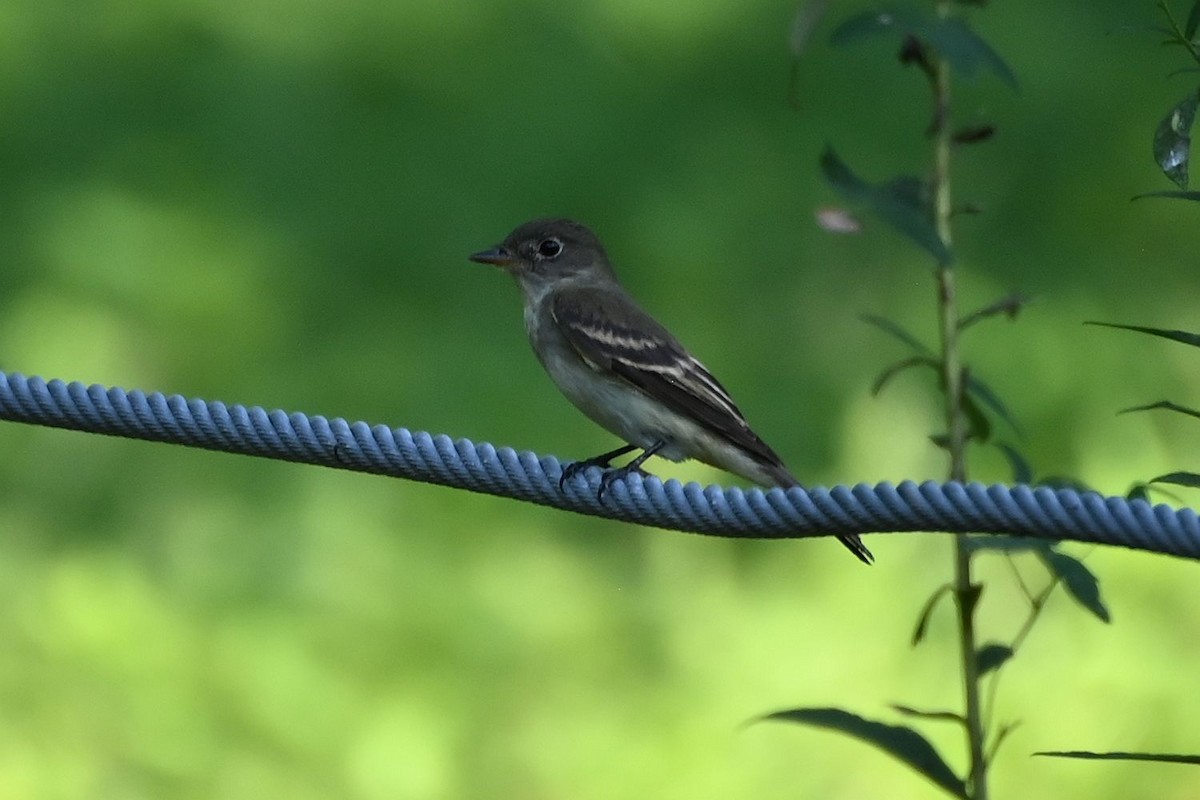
558;460;651;502
558;459;598;492
557;443;657;501
595;465;651;502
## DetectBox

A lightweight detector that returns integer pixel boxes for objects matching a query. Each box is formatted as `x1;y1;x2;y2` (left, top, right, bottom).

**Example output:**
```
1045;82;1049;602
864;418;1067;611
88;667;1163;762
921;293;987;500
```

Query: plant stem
930;2;988;796
1158;0;1200;65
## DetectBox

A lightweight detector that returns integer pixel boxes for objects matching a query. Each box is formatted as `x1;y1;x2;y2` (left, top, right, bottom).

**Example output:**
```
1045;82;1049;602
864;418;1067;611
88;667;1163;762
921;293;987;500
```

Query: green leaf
1131;189;1200;201
1086;320;1200;348
1126;482;1152;502
958;291;1034;331
1150;471;1200;489
912;583;953;645
764;707;968;798
976;642;1014;676
993;441;1034;484
987;721;1021;762
1188;0;1200;40
952;124;996;145
871;356;938;396
891;704;966;725
1036;551;1111;623
1153;87;1200;190
1035;751;1200;765
1120;400;1200;421
829;7;1017;88
820;148;953;265
860;314;934;355
961;390;993;443
964;373;1022;435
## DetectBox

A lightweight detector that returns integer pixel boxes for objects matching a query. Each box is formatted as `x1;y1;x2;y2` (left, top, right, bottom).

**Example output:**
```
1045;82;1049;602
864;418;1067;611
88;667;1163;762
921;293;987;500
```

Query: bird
469;218;872;564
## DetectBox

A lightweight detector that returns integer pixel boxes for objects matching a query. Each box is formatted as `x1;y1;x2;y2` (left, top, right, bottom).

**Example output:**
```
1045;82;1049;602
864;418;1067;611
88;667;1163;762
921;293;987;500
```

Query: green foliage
1090;319;1200;501
1153;88;1199;189
1146;1;1200;192
764;707;968;798
820;147;953;264
769;3;1128;798
1086;321;1200;348
975;643;1014;676
1035;751;1200;765
829;6;1017;88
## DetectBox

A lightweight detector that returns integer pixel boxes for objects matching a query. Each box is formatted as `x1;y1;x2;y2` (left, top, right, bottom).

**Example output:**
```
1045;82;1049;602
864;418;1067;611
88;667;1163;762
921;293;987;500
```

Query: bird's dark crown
470;218;617;285
501;218;607;266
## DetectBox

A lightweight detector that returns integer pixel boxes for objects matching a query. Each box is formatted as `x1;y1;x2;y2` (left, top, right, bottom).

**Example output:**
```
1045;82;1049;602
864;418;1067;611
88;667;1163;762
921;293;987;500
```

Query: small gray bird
470;218;872;564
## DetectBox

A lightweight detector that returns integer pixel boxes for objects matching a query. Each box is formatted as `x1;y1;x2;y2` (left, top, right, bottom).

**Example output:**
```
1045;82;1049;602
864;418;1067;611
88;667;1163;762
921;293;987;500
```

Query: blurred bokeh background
0;1;1198;797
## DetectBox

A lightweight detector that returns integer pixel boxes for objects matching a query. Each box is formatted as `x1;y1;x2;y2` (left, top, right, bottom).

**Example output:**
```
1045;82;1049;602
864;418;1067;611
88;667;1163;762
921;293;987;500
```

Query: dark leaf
1036;751;1200;765
1120;400;1200;420
952;124;996;144
820;148;953;265
829;7;1017;88
1132;189;1200;201
764;708;968;798
1188;0;1200;40
1118;398;1200;419
860;314;933;354
1150;471;1200;489
1153;87;1200;189
961;391;993;443
885;175;932;210
1126;483;1152;502
912;584;953;645
976;642;1014;676
959;292;1034;331
898;34;934;76
993;441;1033;484
891;705;966;725
964;374;1022;435
871;356;938;396
988;721;1021;762
1036;551;1111;623
1086;320;1200;348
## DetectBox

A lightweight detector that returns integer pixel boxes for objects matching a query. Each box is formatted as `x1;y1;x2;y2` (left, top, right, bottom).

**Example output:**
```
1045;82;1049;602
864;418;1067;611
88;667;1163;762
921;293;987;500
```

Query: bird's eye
536;238;563;258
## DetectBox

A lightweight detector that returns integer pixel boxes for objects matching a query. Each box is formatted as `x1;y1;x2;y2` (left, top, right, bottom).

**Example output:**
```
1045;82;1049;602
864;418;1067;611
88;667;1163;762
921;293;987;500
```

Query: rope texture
0;371;1196;559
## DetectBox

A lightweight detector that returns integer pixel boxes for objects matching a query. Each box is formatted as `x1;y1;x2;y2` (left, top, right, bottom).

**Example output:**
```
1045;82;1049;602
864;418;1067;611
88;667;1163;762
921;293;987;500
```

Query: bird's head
469;218;615;295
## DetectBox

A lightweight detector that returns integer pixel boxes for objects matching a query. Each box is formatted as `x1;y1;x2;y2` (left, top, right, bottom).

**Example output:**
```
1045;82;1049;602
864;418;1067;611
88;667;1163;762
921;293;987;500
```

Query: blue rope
0;370;1196;559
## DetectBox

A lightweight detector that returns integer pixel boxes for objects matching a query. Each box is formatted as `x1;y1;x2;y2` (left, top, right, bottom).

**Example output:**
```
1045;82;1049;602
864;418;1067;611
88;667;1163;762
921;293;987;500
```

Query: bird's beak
469;246;518;268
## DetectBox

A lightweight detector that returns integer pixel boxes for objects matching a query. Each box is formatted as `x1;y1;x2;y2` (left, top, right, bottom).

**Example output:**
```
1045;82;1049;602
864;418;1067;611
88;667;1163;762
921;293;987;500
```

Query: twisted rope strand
0;371;1196;559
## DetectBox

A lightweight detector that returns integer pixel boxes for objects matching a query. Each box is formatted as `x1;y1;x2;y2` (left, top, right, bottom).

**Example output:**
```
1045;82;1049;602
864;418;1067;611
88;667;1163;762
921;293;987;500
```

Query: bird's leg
559;444;638;491
596;440;665;502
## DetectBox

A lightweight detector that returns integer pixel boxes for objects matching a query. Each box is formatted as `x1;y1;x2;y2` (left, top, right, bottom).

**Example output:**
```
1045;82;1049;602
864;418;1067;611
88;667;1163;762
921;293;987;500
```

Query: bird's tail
835;533;874;565
763;463;874;565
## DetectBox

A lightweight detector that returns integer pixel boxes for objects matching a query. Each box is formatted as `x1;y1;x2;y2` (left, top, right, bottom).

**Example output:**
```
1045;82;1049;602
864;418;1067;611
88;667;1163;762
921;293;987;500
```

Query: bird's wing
550;285;786;469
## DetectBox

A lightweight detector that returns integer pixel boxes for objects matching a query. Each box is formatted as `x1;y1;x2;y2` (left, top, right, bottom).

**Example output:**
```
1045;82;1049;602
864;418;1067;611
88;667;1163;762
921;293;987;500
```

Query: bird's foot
596;464;653;502
558;444;638;492
559;440;665;502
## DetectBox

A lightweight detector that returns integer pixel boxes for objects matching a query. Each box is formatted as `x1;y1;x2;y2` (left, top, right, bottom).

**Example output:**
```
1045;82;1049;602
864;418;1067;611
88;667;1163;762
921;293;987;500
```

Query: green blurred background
1;1;1198;798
